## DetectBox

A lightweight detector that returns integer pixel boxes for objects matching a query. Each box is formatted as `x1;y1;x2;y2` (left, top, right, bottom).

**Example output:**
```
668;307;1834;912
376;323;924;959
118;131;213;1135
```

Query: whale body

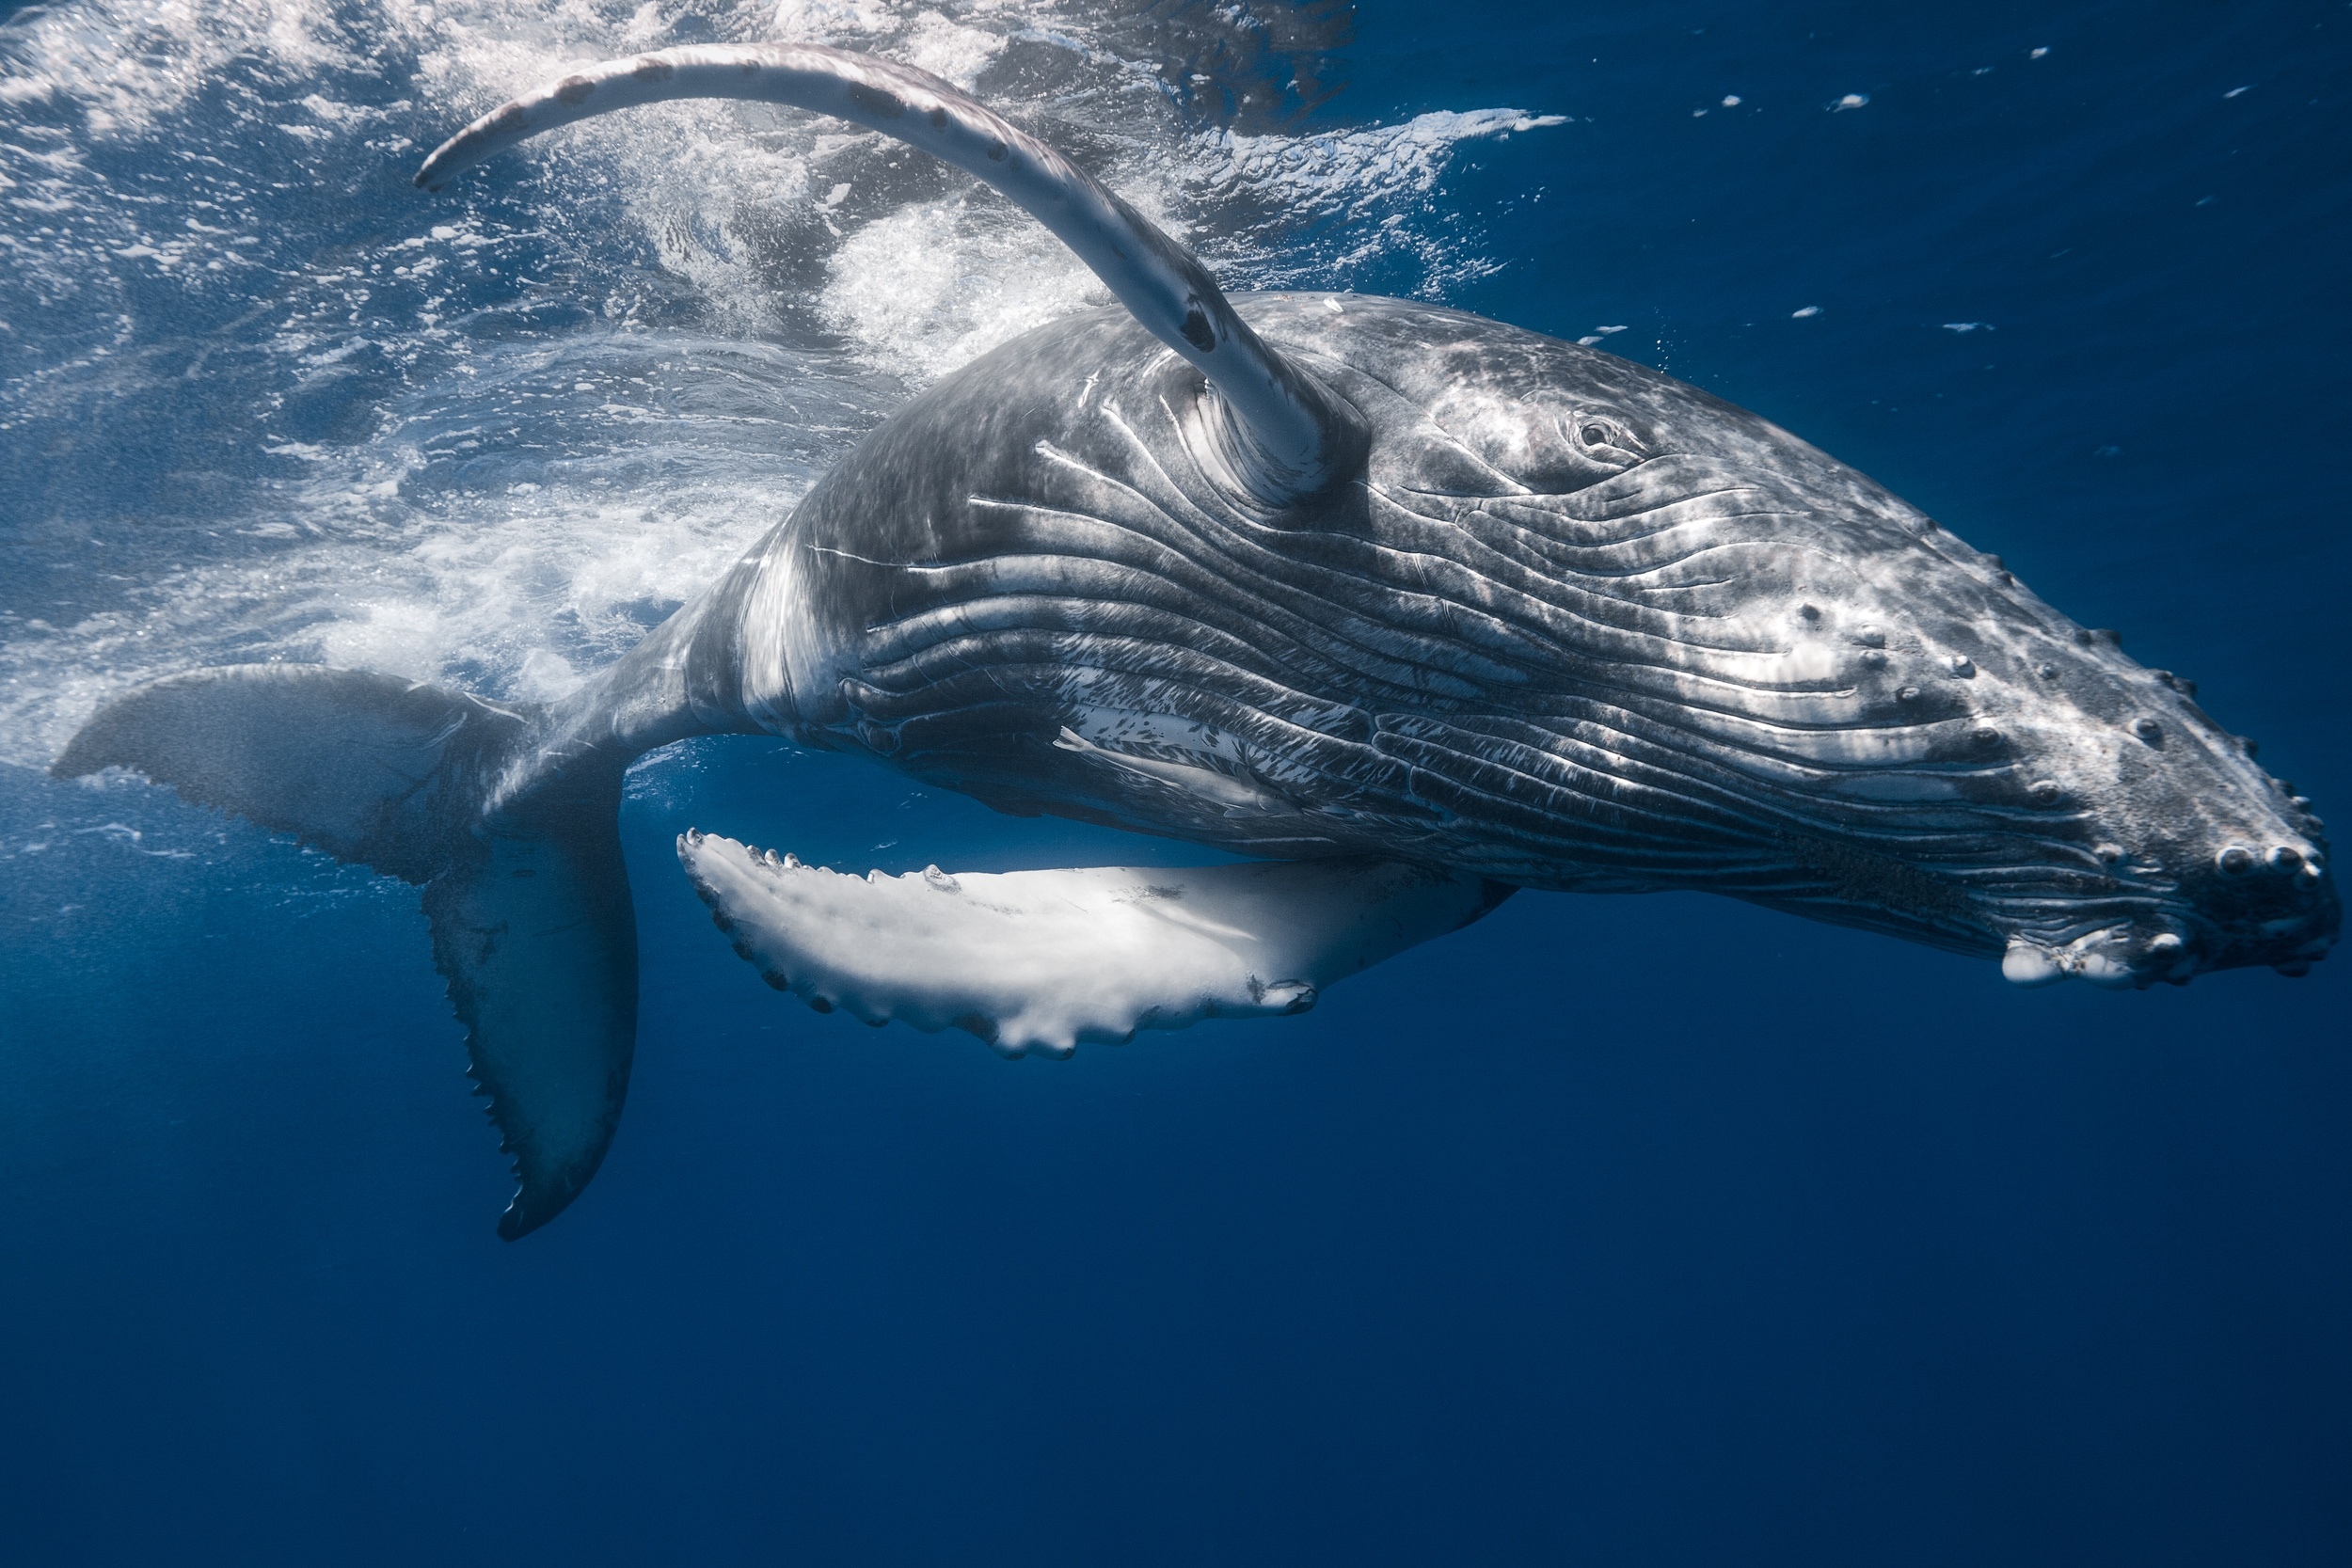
56;45;2338;1236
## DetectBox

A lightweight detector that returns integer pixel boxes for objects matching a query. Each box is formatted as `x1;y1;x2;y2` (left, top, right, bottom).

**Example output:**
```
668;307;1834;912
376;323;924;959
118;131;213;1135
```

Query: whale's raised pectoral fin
675;833;1511;1057
415;42;1366;509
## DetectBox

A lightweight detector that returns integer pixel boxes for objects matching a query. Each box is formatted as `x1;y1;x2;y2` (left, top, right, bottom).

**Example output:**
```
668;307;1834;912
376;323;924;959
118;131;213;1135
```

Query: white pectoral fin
675;832;1508;1057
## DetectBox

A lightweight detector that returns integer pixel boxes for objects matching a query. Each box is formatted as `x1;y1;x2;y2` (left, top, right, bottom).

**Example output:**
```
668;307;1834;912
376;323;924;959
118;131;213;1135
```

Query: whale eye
1474;404;1649;494
1568;413;1643;461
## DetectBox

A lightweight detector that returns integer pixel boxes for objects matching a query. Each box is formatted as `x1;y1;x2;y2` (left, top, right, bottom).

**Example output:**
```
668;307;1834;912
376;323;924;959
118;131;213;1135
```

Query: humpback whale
55;44;2338;1236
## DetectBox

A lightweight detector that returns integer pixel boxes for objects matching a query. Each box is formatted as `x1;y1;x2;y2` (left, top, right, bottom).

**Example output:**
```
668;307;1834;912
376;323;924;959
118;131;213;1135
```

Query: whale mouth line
1995;846;2339;987
2000;924;2185;990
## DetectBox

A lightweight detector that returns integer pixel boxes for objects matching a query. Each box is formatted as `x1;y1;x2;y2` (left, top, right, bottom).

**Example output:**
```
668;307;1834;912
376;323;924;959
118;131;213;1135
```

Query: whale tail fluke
54;664;637;1238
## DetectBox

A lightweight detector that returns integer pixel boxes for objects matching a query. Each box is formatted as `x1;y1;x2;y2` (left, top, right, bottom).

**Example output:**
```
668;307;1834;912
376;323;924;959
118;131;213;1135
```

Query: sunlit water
3;2;2347;1563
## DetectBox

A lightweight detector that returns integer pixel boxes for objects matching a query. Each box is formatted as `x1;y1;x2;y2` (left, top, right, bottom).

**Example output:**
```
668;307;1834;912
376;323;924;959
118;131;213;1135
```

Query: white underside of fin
675;832;1497;1057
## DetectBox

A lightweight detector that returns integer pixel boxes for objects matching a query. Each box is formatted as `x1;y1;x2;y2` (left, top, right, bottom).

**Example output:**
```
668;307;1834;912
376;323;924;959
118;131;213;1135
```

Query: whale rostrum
56;46;2337;1235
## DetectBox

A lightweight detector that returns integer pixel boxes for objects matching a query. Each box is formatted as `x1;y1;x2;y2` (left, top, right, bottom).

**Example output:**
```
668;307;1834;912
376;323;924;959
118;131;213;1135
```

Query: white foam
818;198;1101;383
1200;108;1565;218
0;0;1555;767
0;0;358;137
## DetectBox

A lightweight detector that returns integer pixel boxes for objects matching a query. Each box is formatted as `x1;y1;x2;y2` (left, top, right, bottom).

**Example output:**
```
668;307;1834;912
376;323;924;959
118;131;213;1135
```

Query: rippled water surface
3;2;2347;1562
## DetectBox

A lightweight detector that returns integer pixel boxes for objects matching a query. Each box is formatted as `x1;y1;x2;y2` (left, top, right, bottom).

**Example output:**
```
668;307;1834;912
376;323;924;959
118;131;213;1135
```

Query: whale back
742;293;2334;981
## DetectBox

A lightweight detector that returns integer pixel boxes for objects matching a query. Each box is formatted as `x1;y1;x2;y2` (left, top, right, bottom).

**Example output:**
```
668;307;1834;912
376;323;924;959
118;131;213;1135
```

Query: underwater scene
2;0;2346;1561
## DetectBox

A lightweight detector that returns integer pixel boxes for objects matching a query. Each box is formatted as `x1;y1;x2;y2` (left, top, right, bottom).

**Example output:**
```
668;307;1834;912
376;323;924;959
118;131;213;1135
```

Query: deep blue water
4;1;2348;1562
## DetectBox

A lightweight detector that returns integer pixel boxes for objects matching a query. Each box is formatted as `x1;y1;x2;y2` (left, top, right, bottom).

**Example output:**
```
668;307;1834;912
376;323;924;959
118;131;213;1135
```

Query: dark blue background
4;2;2347;1562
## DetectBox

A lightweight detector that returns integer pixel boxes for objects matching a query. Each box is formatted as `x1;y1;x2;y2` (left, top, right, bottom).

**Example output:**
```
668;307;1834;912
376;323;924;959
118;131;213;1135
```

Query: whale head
1289;298;2339;987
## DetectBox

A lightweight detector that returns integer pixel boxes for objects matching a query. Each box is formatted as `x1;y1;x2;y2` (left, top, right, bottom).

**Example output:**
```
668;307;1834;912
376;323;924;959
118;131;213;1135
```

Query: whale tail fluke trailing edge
53;665;636;1238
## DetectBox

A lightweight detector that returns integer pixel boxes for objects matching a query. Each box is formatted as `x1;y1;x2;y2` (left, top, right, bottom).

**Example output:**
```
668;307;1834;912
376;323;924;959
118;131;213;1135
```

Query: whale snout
2172;828;2339;978
1999;822;2338;989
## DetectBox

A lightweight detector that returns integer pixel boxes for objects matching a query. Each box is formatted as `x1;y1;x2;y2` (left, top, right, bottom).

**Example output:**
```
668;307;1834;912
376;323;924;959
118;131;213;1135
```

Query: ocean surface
3;0;2346;1561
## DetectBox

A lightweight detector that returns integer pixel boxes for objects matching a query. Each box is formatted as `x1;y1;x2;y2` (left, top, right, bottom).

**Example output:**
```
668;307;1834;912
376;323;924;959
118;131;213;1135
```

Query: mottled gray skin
544;293;2336;986
61;45;2329;1242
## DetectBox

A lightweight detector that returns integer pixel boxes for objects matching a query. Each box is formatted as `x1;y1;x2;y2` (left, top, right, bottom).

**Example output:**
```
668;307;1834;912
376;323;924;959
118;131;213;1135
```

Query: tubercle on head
1749;521;2336;983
